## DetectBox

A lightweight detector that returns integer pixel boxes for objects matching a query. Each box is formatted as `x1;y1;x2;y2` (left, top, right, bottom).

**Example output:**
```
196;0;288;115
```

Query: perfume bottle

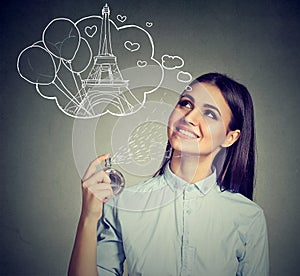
104;158;125;196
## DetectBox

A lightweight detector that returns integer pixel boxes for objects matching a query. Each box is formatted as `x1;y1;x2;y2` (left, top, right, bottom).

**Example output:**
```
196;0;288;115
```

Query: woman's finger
82;153;109;182
82;170;111;188
87;183;113;201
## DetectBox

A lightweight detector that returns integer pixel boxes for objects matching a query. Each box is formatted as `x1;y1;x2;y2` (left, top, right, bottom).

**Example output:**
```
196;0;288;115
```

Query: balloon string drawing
17;3;192;118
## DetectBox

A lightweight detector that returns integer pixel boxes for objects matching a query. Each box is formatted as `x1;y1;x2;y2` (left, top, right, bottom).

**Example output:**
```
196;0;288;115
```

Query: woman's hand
80;153;113;221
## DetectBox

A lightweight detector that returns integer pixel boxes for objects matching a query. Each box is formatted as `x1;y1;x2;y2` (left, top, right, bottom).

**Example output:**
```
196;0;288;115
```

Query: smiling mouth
176;127;200;139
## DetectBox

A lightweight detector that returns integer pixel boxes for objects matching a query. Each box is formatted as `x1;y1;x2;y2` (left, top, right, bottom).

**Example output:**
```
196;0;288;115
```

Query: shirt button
186;209;192;215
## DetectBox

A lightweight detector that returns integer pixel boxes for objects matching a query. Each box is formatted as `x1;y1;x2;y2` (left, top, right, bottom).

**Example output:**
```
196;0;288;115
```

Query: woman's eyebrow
180;94;195;103
203;103;221;116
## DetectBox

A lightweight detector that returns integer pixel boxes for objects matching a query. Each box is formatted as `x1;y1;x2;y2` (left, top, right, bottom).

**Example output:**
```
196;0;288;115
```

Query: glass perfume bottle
104;158;125;196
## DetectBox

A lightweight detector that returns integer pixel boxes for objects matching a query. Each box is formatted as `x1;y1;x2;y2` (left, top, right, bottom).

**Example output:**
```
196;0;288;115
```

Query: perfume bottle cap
105;157;111;168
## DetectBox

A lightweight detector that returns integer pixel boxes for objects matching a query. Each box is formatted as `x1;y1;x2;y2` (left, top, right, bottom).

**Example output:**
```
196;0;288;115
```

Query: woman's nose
184;108;202;126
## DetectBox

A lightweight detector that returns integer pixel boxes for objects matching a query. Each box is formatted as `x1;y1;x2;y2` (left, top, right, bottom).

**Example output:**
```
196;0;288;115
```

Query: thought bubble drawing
17;3;166;118
177;71;193;83
146;22;153;27
17;3;192;119
185;85;193;91
161;54;184;70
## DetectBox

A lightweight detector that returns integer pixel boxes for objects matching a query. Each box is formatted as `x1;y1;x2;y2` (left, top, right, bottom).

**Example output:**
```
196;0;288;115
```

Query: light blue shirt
97;164;269;276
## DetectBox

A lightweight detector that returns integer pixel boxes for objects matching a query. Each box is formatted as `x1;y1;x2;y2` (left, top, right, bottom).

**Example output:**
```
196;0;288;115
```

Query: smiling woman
68;73;269;276
157;73;255;199
167;82;240;180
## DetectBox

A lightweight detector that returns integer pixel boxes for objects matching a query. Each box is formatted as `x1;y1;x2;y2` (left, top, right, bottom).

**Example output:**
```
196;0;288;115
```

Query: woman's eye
178;99;193;109
203;110;217;120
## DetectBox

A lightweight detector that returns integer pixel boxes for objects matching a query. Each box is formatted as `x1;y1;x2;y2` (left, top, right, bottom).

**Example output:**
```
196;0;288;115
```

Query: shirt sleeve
96;202;125;276
237;209;269;276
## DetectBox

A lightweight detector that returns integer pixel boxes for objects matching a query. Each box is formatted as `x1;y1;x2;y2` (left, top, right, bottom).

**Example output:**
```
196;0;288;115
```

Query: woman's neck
170;151;213;183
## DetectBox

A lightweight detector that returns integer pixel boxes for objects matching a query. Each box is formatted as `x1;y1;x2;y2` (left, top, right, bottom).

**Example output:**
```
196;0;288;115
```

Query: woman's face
167;82;240;159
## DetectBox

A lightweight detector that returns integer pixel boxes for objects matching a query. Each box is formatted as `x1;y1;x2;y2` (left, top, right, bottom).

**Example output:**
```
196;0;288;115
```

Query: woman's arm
68;154;113;276
237;210;269;276
68;215;99;276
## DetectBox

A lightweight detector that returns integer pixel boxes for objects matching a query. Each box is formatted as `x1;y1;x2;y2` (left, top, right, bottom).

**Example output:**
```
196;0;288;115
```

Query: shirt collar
164;163;217;195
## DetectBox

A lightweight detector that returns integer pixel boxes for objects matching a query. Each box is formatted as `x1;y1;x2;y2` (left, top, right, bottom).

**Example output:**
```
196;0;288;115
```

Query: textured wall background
1;0;299;275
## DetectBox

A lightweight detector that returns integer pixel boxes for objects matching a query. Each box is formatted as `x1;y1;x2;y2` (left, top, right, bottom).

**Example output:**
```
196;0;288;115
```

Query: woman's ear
222;129;241;148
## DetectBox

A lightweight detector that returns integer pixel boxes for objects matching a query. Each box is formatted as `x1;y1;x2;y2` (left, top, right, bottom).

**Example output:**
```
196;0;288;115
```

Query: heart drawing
85;25;97;38
137;60;147;67
124;40;140;52
117;14;127;23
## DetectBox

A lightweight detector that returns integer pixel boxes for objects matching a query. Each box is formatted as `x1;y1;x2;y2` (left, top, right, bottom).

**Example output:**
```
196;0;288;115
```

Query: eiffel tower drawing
65;3;140;117
84;4;127;88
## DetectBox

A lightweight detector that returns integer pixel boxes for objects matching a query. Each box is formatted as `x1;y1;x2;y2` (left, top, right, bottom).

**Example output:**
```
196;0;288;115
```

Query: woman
68;73;269;276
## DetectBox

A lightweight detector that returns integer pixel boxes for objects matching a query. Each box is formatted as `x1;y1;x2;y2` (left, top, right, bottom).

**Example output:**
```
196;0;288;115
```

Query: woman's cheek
208;124;227;148
168;110;181;132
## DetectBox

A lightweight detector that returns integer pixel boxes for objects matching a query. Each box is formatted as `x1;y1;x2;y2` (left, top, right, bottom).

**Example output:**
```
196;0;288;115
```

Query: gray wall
1;0;299;275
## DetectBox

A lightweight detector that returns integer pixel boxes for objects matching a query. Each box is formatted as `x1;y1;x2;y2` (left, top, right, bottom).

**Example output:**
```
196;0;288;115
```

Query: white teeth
178;128;198;138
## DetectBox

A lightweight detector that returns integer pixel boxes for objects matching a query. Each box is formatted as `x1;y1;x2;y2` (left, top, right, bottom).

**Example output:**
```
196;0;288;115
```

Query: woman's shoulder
211;187;267;240
215;186;265;219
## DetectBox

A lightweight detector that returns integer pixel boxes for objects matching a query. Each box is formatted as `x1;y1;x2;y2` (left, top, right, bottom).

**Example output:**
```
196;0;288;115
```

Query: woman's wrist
79;211;100;227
